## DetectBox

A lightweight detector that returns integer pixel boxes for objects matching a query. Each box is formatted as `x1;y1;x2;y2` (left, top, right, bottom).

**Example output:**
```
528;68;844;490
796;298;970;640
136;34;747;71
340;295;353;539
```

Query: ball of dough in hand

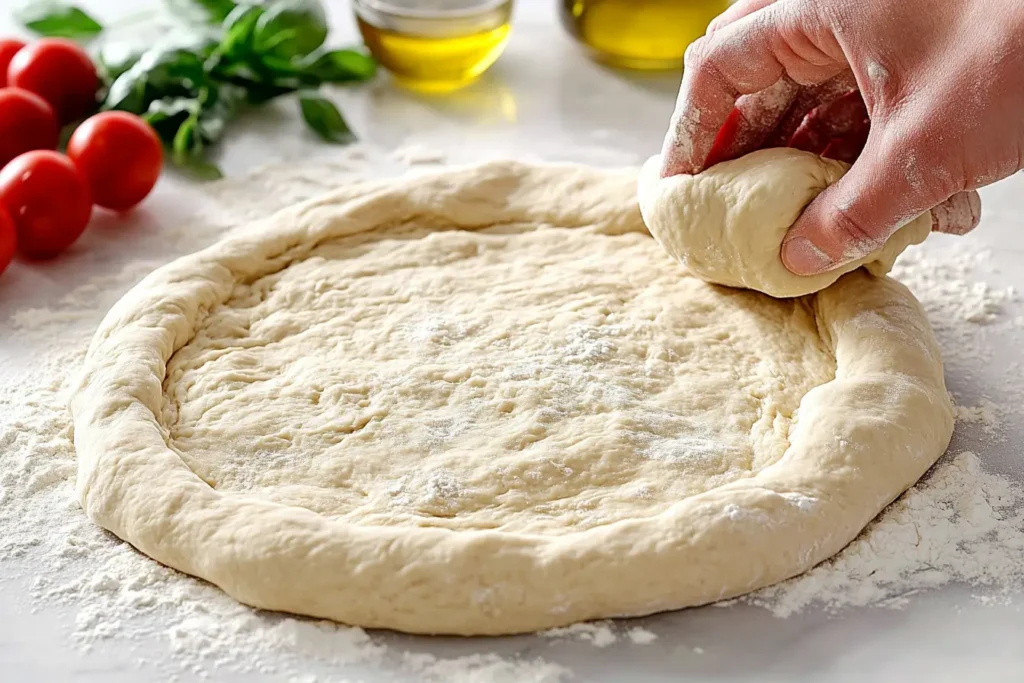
637;148;932;298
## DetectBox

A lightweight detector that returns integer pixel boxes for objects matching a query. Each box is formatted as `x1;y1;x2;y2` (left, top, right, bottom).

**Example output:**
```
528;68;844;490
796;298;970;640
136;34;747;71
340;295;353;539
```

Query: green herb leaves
252;0;328;61
15;0;103;39
13;0;375;178
300;93;354;143
105;40;215;113
305;49;376;83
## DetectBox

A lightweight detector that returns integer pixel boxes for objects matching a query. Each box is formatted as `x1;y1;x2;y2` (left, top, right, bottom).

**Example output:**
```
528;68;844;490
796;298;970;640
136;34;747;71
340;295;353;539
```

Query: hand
660;0;1024;276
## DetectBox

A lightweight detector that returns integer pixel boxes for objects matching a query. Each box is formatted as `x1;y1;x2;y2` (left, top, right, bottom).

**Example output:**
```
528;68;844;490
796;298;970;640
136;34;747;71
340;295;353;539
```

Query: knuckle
860;59;912;118
684;37;712;69
690;49;740;99
810;0;850;38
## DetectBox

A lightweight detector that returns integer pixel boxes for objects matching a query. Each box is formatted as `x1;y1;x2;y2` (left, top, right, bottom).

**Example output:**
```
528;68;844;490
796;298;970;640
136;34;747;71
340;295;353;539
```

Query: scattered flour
890;249;1018;361
626;627;658;645
540;621;657;648
748;246;1024;616
953;398;1002;436
541;622;618;648
749;451;1024;617
2;156;1023;681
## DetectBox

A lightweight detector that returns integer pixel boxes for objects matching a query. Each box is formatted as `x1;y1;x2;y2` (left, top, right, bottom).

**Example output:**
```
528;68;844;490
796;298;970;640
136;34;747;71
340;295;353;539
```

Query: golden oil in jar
560;0;729;70
354;0;514;93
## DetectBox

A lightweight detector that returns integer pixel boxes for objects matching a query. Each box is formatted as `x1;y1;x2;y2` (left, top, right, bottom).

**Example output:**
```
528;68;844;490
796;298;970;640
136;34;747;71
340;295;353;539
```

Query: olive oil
354;0;513;93
560;0;729;70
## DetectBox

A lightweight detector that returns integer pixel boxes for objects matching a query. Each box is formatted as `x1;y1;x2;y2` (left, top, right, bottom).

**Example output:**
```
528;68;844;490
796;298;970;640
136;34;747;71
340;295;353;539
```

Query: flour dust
1;156;1023;681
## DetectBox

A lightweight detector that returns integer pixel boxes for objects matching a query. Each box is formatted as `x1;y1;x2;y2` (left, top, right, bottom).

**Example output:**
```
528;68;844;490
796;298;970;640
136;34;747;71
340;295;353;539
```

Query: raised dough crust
638;148;933;298
71;161;953;635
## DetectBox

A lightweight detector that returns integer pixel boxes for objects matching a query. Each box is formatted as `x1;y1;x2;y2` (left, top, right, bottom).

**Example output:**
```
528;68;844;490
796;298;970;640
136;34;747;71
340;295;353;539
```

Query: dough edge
638;148;933;298
70;161;953;636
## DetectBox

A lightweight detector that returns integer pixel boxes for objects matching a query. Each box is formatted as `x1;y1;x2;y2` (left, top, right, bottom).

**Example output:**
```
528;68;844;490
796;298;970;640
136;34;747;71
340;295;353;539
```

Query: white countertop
2;2;1023;682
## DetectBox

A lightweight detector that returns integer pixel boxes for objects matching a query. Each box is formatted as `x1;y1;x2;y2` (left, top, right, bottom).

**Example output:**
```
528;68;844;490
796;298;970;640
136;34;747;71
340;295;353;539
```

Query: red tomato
67;111;163;211
0;39;25;88
0;150;92;259
0;88;59;168
0;203;15;277
7;39;98;124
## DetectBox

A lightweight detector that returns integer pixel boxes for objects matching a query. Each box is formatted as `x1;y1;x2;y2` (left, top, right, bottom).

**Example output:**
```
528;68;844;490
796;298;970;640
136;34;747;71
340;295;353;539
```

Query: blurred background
350;0;726;92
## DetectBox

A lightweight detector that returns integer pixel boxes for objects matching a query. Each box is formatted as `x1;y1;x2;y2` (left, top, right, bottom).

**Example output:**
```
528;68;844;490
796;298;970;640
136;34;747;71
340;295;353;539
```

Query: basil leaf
302;49;376;83
252;0;328;61
146;96;201;119
16;0;103;39
172;110;223;178
163;0;237;25
217;4;263;60
143;96;201;141
197;83;244;141
172;113;201;163
104;43;212;112
183;158;225;180
299;93;355;144
243;80;302;104
211;51;309;103
94;43;145;85
53;0;368;179
144;83;235;178
210;6;307;94
105;66;150;112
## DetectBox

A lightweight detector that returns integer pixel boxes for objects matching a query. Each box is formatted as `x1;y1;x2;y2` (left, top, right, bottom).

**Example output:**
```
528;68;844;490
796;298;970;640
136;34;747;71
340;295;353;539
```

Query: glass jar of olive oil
354;0;514;93
560;0;729;70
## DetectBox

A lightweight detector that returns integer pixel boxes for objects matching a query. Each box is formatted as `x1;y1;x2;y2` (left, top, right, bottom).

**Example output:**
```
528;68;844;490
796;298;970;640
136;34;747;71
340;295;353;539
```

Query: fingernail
782;237;833;275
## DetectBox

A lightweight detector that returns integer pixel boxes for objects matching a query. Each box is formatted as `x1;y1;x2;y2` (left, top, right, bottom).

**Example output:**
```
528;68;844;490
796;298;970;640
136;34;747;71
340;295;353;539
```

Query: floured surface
1;153;1023;681
2;3;1022;678
166;223;832;533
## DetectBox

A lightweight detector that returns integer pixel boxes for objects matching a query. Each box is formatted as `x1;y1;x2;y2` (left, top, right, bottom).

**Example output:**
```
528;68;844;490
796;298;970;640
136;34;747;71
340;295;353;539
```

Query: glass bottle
560;0;729;70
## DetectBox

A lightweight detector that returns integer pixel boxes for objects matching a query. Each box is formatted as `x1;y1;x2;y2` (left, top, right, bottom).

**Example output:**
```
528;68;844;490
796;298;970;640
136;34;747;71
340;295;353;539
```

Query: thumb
781;133;950;276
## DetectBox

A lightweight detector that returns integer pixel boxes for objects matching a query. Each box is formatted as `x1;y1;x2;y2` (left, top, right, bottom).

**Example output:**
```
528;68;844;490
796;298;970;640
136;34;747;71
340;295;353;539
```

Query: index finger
659;3;843;177
659;38;744;177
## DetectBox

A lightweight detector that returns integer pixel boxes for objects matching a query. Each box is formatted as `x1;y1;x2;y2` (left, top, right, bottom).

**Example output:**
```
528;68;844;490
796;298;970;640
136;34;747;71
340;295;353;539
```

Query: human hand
660;0;1024;276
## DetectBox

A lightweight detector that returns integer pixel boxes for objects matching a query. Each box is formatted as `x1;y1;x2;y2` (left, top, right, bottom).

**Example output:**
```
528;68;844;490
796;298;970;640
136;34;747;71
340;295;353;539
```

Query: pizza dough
71;161;953;635
638;148;933;298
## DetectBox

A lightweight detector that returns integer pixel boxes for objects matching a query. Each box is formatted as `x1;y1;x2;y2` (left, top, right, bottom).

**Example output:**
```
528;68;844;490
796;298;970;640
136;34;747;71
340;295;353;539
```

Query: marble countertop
2;1;1022;681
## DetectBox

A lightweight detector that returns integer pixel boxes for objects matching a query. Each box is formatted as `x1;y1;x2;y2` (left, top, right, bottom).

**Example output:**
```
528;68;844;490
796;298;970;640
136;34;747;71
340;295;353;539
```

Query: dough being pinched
638;148;932;298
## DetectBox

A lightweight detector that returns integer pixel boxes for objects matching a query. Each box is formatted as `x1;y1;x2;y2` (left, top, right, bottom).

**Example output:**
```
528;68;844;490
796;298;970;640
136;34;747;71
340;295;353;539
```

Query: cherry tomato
0;39;25;88
67;111;163;211
0;203;15;277
7;39;98;124
0;150;92;259
0;88;59;168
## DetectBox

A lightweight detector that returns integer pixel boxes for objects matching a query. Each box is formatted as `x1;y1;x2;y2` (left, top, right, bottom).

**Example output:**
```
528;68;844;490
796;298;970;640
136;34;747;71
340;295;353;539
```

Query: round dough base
71;162;953;635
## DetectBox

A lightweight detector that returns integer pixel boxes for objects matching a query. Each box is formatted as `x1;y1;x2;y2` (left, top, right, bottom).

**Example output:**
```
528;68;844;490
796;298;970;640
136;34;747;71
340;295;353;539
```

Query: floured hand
660;0;1024;276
